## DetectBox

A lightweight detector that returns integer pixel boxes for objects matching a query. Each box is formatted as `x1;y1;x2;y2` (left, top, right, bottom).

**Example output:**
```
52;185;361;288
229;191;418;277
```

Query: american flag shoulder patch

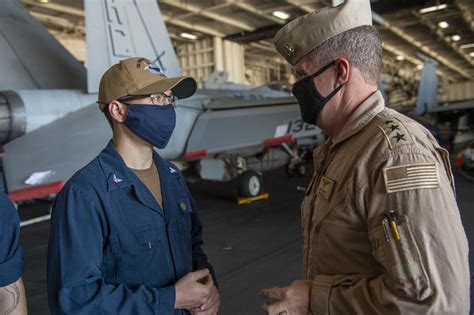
383;163;439;193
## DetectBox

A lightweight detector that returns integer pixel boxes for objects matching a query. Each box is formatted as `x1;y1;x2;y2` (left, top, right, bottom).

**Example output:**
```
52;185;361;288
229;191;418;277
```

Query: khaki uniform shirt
302;91;470;314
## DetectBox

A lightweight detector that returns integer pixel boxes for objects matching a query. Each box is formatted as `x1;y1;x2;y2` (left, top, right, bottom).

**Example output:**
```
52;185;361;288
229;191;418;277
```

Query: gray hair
308;25;383;85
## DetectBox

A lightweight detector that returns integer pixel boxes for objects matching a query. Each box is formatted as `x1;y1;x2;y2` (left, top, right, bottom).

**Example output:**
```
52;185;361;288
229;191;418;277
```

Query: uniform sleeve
0;194;24;287
185;184;218;287
310;150;470;314
47;184;175;314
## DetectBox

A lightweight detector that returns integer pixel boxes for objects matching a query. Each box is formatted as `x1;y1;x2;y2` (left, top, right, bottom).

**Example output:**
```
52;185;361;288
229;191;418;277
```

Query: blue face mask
124;104;176;149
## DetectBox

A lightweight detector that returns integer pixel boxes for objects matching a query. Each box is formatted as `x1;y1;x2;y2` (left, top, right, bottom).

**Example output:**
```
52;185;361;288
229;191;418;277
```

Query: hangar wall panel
440;81;474;102
176;37;246;87
177;38;214;87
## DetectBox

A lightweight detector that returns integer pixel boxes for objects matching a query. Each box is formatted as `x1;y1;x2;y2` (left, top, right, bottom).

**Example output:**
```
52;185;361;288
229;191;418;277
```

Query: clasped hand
175;269;220;315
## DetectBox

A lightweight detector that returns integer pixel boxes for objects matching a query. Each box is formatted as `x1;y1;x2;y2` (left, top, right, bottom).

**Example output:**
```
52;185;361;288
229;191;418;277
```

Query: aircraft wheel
238;171;263;197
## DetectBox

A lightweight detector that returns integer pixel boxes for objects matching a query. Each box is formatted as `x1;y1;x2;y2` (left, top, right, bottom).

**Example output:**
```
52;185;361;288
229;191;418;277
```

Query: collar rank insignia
283;44;295;58
112;174;123;184
378;117;413;149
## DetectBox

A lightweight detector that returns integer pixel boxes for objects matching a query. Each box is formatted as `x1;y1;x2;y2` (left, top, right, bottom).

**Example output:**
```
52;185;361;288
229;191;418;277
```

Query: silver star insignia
283;44;295;58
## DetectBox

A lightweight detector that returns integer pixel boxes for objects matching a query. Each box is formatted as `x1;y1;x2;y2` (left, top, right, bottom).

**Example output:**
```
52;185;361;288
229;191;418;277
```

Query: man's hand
175;269;213;310
190;283;220;315
260;280;312;315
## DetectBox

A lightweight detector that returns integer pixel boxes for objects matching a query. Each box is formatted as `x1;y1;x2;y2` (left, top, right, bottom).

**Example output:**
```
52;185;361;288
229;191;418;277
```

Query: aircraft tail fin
85;0;182;93
416;54;439;115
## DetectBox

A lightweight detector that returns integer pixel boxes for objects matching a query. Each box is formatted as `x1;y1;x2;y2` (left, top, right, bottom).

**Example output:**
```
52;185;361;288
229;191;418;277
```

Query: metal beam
160;0;255;32
455;0;474;32
30;11;85;34
227;1;286;25
225;24;282;43
20;0;84;17
162;14;225;37
381;43;455;81
414;10;474;69
169;33;195;43
372;12;471;80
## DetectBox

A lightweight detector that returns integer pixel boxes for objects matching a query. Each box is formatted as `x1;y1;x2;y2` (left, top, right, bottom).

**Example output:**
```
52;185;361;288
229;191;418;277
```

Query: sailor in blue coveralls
47;57;220;314
0;193;27;314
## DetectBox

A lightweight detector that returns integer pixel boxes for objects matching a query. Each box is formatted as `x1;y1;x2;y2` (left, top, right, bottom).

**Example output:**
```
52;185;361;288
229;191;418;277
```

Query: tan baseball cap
97;57;197;111
273;0;372;66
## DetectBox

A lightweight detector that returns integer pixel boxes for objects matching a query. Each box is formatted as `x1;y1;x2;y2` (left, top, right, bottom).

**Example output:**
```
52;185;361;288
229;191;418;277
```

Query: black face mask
292;60;346;125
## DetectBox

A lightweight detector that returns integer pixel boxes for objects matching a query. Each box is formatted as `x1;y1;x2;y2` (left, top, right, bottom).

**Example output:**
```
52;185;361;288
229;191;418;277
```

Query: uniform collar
98;141;134;191
98;140;174;192
331;91;385;147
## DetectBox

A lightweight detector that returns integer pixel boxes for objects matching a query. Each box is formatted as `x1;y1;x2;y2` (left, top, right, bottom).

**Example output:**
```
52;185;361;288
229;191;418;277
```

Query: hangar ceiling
19;0;474;84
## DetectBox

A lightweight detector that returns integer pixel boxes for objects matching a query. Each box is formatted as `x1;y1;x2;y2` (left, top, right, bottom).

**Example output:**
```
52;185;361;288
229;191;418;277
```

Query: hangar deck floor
18;163;474;314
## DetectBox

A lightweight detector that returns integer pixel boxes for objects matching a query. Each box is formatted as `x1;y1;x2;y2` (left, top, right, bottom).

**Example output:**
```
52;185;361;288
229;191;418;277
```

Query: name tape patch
316;176;335;201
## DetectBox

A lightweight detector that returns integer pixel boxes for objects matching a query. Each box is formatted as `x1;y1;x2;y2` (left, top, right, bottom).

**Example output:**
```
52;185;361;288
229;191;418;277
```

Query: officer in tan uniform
260;1;470;314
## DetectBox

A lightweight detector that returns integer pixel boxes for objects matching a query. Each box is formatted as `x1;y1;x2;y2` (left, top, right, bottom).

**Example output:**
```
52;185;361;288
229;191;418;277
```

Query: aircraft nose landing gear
282;143;307;178
285;162;306;177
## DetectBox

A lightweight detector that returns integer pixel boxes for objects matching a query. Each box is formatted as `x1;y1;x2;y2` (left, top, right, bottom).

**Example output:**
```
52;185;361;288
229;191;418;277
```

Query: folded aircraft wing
3;104;111;195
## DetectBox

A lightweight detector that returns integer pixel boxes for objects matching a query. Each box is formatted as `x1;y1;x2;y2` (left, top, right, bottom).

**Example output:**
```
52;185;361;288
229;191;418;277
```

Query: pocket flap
111;225;161;253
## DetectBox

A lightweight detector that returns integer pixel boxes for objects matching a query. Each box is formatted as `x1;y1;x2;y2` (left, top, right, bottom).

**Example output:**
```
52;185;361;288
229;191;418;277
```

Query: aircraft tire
238;171;263;197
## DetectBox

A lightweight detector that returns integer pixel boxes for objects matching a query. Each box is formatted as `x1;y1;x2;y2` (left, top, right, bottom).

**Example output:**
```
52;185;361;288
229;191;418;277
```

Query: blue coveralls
47;141;216;314
0;193;23;287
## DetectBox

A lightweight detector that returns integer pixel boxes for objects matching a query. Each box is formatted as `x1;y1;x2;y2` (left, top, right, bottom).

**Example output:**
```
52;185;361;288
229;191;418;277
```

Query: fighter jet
1;0;324;203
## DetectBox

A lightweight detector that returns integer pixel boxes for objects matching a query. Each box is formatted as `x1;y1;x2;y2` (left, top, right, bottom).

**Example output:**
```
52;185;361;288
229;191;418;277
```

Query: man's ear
335;58;350;86
108;100;127;123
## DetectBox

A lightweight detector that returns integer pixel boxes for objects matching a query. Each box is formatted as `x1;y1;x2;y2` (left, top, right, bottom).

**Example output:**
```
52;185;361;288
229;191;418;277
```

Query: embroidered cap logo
144;64;166;76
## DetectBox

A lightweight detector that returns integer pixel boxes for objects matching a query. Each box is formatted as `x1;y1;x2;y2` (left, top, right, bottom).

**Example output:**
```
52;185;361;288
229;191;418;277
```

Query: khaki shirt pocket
370;215;432;301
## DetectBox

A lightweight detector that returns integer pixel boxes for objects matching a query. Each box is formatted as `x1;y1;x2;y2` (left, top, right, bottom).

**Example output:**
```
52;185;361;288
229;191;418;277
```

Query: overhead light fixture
460;43;474;49
38;0;49;2
272;11;290;20
416;64;423;70
396;55;405;61
470;52;474;58
451;35;461;42
180;32;197;40
438;21;449;29
419;4;447;14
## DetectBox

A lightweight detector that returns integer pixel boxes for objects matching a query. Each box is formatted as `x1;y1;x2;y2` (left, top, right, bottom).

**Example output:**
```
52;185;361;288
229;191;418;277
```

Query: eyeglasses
150;93;178;107
119;93;179;107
